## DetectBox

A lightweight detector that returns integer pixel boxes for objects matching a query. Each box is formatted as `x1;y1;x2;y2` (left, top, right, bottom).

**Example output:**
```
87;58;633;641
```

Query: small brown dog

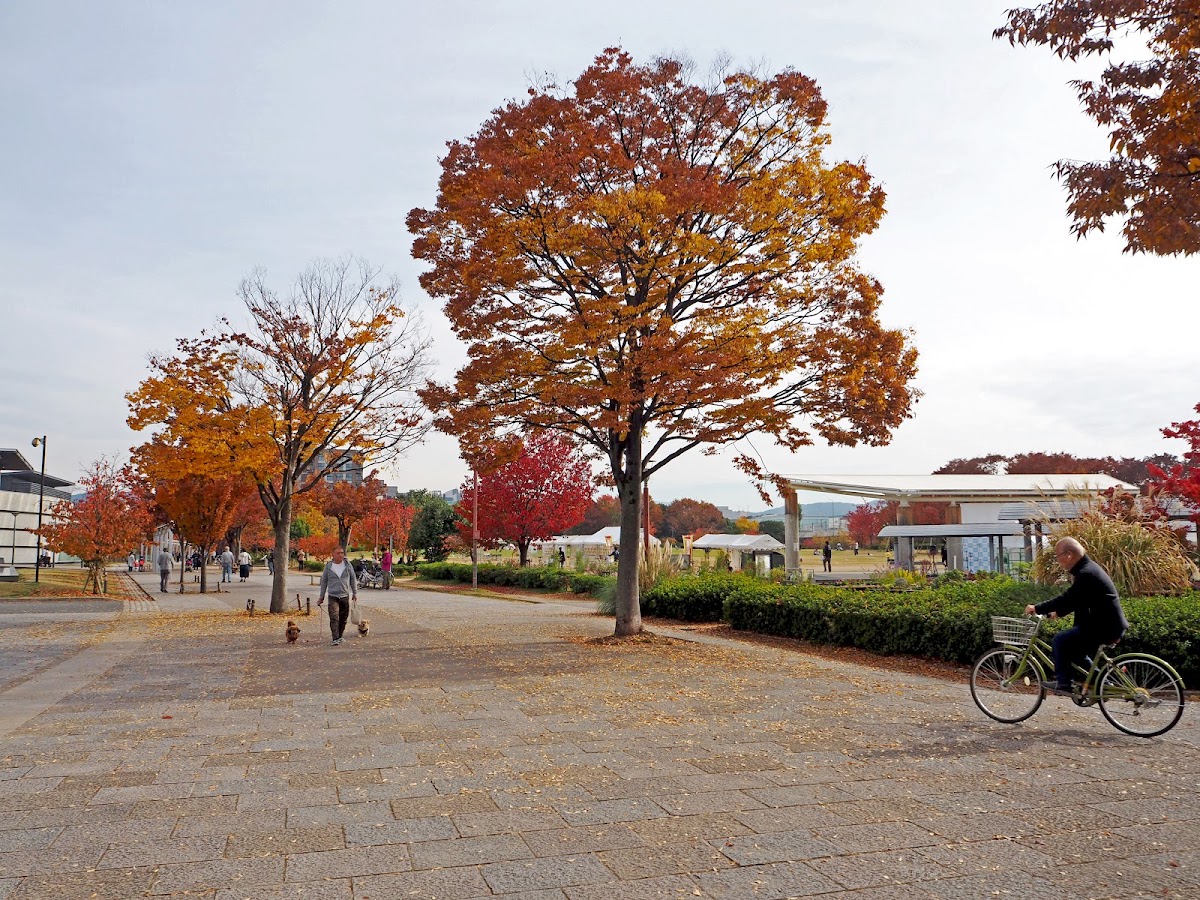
357;619;369;636
286;620;300;644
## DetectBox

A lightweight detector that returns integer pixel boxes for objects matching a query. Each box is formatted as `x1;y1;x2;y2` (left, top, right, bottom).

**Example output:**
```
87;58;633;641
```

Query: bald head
1054;537;1086;568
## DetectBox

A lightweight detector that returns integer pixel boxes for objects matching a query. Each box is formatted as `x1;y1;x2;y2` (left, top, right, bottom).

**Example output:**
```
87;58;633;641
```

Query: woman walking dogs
317;546;359;646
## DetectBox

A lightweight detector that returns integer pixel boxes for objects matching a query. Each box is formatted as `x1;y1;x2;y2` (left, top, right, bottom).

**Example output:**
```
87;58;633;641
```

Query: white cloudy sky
1;1;1195;511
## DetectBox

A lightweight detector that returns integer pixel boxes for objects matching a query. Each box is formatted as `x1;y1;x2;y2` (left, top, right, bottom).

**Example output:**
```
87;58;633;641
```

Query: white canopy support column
783;488;799;574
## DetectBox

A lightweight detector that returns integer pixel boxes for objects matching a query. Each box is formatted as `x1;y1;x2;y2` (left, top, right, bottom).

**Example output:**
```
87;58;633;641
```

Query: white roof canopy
778;474;1131;503
878;523;1025;538
692;533;784;552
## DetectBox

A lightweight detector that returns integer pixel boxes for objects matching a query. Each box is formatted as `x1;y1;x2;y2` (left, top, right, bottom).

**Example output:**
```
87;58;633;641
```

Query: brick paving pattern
0;571;1196;898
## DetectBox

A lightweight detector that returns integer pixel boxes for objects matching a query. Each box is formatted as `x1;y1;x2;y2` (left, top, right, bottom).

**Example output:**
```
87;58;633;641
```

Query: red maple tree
846;502;891;549
40;459;155;594
456;433;593;566
375;499;417;559
1149;403;1200;533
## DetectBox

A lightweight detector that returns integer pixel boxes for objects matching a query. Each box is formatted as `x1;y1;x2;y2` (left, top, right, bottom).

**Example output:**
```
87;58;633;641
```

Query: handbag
349;597;361;626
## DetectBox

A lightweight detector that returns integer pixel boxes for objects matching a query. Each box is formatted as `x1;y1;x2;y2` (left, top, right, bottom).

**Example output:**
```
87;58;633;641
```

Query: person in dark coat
1025;537;1129;694
822;541;832;573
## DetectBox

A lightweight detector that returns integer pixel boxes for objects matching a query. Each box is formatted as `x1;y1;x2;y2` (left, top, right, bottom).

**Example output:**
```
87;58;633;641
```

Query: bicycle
970;615;1186;738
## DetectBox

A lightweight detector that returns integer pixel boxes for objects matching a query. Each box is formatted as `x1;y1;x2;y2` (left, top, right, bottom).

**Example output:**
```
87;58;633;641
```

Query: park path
0;571;1196;898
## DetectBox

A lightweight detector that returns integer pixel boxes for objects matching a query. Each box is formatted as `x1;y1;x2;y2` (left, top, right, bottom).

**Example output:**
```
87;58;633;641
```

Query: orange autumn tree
995;1;1200;255
131;437;260;594
311;474;388;551
410;49;919;635
40;459;154;594
128;257;432;613
375;498;417;559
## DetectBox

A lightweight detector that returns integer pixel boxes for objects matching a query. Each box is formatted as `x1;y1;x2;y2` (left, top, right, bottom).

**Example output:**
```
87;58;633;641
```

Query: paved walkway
0;570;1196;899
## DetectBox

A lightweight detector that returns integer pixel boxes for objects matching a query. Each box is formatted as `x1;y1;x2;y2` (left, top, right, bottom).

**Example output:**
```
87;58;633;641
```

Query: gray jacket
155;550;173;573
318;561;358;600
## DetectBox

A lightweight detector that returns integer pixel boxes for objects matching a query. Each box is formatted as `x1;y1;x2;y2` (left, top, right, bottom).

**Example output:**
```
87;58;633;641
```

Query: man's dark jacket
1034;555;1129;640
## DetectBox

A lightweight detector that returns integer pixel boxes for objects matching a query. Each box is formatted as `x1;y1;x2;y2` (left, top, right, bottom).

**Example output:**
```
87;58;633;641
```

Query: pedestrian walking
155;547;173;593
220;547;234;583
822;541;832;573
265;550;274;575
558;547;566;567
317;546;359;646
381;547;393;589
238;549;251;582
127;551;136;573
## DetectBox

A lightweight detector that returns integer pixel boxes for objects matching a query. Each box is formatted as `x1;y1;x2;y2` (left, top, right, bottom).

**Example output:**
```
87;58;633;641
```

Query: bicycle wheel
1098;655;1185;738
971;648;1045;723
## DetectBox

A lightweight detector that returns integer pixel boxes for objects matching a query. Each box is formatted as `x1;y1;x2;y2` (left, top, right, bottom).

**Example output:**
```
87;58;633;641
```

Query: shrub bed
642;572;752;621
416;562;612;597
643;573;1200;685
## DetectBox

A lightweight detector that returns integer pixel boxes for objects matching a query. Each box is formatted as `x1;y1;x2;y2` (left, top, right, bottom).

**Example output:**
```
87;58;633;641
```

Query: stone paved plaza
0;571;1197;899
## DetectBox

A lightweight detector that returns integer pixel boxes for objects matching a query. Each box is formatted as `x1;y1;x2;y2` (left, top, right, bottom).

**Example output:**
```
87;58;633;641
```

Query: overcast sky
1;1;1194;511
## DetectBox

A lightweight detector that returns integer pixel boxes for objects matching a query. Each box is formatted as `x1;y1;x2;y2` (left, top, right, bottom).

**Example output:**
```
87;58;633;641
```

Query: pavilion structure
774;474;1132;574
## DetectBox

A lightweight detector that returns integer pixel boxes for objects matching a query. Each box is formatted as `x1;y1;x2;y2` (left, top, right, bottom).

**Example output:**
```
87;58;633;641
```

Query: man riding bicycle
1024;537;1128;695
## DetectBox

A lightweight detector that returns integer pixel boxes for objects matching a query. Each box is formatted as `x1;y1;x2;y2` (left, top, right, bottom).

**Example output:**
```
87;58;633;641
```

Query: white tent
691;533;783;574
692;534;783;552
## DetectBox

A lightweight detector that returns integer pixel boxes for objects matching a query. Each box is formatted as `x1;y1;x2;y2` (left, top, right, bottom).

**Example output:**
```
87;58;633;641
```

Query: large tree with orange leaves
995;1;1200;255
131;437;260;594
411;49;918;634
128;257;432;613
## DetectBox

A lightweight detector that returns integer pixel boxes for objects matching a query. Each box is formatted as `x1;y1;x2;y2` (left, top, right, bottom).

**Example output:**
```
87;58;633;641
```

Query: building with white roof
773;473;1132;574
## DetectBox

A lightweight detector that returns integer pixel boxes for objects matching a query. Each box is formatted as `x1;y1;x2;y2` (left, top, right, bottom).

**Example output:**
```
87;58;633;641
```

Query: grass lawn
0;566;97;599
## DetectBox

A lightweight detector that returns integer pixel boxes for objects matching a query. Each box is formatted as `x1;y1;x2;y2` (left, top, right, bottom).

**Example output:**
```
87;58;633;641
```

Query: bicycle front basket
991;616;1037;646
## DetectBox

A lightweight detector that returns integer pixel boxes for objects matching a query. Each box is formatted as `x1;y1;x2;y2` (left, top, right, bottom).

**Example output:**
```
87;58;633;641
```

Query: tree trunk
199;546;208;593
613;430;643;636
269;496;292;614
518;540;530;567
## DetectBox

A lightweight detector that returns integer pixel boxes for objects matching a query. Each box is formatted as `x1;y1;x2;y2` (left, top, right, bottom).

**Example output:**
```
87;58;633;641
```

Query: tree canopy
934;451;1180;485
1149;402;1200;529
40;459;154;594
410;49;918;633
996;0;1200;254
128;257;431;612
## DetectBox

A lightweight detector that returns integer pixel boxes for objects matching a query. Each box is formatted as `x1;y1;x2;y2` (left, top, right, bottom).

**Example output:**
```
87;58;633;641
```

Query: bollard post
296;593;301;612
246;597;255;616
306;597;311;616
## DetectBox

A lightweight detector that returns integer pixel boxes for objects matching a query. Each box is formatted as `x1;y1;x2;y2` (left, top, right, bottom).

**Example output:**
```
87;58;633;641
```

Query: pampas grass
1031;511;1192;596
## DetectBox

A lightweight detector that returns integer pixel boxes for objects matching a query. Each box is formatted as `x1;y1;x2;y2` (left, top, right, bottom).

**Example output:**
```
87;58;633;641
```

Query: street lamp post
31;436;46;583
471;470;479;590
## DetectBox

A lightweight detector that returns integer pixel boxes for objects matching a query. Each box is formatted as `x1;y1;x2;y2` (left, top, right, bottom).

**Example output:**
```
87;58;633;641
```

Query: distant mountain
796;501;856;519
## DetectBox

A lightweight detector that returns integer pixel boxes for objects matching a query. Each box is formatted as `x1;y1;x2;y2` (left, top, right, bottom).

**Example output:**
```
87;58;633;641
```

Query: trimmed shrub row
643;573;1200;686
416;562;612;597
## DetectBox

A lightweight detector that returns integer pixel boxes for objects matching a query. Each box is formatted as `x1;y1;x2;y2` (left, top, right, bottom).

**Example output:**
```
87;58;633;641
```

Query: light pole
471;470;479;590
31;436;46;583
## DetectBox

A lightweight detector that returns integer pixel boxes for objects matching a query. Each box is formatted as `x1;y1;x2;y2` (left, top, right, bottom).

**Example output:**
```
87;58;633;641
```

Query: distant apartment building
304;447;364;487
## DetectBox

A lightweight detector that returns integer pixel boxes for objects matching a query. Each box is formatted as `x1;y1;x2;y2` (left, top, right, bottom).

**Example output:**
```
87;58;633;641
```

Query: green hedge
416;562;612;597
642;572;752;620
642;573;1199;685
